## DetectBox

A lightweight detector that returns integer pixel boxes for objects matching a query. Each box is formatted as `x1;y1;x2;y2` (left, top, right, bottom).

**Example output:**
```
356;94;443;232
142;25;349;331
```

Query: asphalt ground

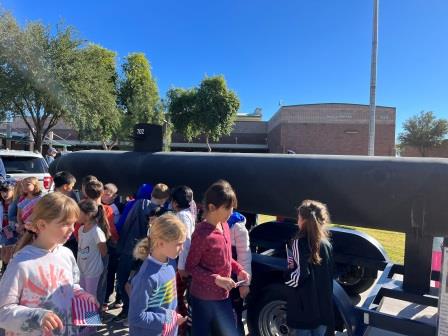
0;264;438;336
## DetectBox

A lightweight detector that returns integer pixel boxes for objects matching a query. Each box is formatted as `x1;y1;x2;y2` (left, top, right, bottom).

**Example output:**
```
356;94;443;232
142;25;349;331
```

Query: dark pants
116;253;133;314
97;255;109;305
230;287;245;335
190;296;239;336
176;273;189;336
106;247;120;303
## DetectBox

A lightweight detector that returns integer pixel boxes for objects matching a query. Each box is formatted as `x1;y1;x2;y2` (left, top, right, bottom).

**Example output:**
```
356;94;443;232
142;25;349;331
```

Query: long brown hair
78;199;111;240
15;192;80;253
23;176;42;196
297;199;330;265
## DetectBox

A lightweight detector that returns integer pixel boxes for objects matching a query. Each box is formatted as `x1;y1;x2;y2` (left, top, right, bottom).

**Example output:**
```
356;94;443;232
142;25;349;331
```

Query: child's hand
215;275;235;291
176;314;187;326
87;295;99;308
239;285;250;299
41;311;63;333
287;256;295;269
75;291;99;308
237;270;250;283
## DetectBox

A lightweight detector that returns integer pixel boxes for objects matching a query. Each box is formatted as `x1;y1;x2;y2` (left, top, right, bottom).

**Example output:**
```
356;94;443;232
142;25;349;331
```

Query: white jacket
229;218;252;284
176;209;195;270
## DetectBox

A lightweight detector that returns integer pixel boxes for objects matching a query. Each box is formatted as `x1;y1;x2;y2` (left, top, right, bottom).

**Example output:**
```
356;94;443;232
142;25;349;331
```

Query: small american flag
71;294;104;326
161;310;178;336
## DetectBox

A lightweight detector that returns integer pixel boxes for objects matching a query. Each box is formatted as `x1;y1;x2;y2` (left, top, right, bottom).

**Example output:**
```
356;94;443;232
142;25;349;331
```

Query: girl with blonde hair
0;192;98;335
128;214;187;335
16;176;42;234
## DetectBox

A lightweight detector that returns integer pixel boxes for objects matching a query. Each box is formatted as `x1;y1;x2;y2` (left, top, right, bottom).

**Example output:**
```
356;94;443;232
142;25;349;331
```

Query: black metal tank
51;151;448;236
51;150;448;293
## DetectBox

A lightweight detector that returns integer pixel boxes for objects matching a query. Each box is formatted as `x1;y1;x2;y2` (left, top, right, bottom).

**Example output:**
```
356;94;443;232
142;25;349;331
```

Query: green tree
119;53;162;137
398;111;448;156
68;44;122;150
167;75;240;151
166;87;198;141
0;12;83;152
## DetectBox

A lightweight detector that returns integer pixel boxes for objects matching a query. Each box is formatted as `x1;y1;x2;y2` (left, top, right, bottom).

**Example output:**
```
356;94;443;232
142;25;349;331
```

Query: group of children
0;171;334;336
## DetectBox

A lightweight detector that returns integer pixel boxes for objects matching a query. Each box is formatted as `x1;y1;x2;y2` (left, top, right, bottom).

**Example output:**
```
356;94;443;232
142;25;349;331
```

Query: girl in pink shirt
186;180;249;336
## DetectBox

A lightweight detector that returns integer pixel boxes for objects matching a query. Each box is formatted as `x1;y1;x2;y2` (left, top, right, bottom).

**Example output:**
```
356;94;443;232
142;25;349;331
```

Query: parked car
0;150;54;192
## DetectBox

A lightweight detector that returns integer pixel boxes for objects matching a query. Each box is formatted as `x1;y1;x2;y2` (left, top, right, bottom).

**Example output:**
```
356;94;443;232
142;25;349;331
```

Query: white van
0;150;54;192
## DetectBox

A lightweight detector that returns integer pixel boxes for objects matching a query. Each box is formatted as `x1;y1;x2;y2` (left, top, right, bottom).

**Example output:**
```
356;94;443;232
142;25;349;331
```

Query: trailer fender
333;281;366;336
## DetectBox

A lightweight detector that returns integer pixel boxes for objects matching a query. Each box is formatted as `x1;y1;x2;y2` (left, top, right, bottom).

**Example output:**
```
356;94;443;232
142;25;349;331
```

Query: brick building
172;103;396;156
1;102;396;156
267;103;396;155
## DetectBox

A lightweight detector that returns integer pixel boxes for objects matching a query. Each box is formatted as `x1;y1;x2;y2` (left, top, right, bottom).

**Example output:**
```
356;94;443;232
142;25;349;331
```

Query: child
55;171;80;257
228;211;252;335
170;185;196;278
53;171;78;201
185;180;250;336
81;175;98;200
16;176;42;234
101;182;122;309
128;214;187;335
0;192;97;335
124;206;169;299
7;179;24;234
84;180;119;243
115;183;153;234
115;183;170;323
0;179;18;272
77;199;109;298
170;185;195;335
102;183;120;225
285;200;334;336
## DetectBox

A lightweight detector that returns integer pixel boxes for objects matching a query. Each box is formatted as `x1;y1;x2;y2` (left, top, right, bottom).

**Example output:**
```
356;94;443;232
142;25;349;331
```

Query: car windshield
1;156;48;174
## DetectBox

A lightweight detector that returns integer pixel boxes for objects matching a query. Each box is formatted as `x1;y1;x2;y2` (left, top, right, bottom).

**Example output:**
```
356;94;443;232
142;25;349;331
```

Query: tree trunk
420;146;426;157
102;139;118;151
205;135;211;152
34;131;43;154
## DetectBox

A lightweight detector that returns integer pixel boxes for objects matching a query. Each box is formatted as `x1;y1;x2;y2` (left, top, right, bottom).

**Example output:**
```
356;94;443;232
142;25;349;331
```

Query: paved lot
0;265;438;336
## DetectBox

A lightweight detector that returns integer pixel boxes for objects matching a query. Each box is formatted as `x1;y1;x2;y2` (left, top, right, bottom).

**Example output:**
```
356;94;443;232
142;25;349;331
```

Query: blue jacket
116;183;153;233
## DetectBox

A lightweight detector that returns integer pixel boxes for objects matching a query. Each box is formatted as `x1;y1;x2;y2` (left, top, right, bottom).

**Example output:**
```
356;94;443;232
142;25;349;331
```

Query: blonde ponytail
133;214;186;260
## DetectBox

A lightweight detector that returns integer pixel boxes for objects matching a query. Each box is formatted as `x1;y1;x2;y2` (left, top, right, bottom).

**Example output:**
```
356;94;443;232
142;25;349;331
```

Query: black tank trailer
52;150;448;336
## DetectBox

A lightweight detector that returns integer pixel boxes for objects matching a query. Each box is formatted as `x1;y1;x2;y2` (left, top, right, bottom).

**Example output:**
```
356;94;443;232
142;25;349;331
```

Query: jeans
190;296;239;336
292;325;327;336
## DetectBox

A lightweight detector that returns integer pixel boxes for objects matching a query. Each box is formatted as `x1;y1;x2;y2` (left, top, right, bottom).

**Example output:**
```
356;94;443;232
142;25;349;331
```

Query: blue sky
2;0;447;137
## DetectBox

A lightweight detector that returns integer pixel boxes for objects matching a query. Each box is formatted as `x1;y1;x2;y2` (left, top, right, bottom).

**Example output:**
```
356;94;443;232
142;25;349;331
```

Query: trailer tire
336;265;377;295
247;283;290;336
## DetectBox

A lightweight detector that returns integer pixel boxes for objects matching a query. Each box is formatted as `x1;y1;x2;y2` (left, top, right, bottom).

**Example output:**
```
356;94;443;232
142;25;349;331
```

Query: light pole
368;0;379;156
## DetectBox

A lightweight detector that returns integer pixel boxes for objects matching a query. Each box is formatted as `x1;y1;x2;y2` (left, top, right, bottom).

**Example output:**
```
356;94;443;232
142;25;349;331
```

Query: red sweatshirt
186;220;244;300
